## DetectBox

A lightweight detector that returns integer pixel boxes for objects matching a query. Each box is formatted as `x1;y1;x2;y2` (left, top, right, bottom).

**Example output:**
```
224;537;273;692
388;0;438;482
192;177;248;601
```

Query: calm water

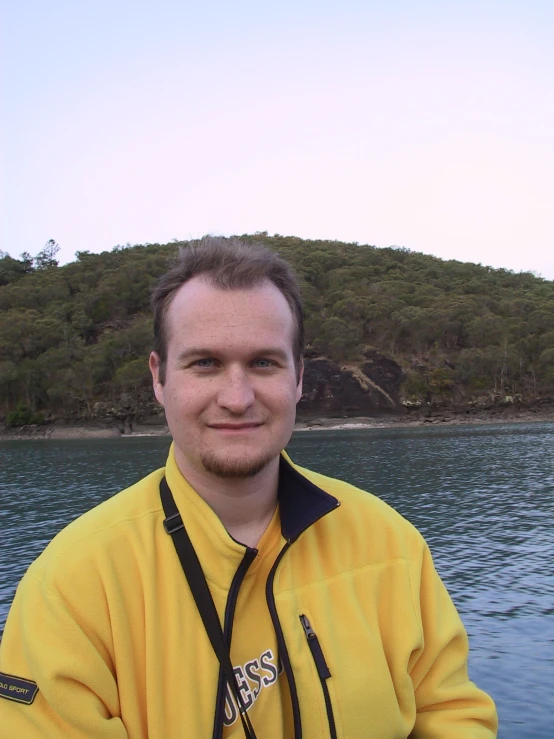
1;423;553;738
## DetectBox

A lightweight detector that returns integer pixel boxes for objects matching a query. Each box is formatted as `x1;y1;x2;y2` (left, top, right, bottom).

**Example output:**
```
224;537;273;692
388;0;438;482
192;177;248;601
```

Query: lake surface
1;422;553;738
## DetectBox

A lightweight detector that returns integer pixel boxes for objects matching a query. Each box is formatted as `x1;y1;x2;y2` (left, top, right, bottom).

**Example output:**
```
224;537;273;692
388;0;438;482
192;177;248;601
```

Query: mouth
208;421;262;436
208;422;263;432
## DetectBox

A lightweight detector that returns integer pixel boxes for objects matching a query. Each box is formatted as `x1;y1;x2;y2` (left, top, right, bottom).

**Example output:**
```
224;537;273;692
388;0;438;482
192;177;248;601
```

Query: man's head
149;237;304;480
151;237;304;385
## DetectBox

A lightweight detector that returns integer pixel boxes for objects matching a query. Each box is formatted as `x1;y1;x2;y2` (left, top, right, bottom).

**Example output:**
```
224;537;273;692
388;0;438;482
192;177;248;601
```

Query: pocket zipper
299;615;337;739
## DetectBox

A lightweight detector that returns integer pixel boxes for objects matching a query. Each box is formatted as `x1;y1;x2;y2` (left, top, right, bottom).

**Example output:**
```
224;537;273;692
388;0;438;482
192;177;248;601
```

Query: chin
200;450;276;479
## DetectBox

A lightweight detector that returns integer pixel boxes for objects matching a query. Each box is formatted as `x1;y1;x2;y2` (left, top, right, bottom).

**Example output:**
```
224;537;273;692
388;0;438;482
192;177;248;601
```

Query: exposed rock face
298;353;405;418
361;350;405;403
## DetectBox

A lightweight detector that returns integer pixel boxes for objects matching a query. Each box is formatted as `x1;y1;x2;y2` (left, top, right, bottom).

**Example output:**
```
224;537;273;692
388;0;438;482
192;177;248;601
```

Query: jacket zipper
212;547;258;739
299;615;337;739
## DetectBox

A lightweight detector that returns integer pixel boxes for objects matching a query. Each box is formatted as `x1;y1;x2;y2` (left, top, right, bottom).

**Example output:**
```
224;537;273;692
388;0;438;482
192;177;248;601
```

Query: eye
253;359;273;368
195;358;215;368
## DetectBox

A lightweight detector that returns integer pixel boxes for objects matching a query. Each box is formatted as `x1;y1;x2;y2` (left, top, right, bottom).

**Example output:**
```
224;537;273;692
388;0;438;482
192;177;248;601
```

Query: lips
208;422;262;430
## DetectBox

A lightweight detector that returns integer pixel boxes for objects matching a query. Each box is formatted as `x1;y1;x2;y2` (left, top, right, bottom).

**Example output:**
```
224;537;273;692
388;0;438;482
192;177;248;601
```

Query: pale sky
3;1;554;278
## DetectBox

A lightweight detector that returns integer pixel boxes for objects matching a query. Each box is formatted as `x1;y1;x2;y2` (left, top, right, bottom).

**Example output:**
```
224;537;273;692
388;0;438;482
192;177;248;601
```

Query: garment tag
0;671;39;705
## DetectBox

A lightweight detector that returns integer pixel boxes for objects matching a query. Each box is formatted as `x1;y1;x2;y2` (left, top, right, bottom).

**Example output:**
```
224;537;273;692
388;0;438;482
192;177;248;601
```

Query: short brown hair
151;236;304;384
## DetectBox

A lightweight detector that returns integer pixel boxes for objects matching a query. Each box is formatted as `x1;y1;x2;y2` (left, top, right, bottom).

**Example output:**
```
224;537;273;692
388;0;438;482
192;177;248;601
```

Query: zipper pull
300;614;315;638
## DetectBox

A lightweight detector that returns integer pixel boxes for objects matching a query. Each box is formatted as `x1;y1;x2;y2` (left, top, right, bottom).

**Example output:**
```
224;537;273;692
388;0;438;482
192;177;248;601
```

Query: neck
175;453;280;548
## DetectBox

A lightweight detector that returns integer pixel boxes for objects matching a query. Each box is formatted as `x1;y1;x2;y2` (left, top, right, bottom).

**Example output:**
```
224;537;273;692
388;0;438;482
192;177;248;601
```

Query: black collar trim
278;455;340;542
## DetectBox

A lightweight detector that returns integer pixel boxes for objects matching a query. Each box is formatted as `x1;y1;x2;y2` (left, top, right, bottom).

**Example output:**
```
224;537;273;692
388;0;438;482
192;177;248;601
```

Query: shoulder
295;461;413;525
26;467;166;585
293;462;426;559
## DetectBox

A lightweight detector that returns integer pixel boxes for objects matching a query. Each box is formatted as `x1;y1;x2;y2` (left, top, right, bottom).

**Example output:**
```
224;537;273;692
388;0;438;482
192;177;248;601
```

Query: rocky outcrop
298;353;405;418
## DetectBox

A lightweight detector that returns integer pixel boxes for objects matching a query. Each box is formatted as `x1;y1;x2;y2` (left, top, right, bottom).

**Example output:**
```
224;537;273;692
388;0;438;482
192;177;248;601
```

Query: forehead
165;277;295;350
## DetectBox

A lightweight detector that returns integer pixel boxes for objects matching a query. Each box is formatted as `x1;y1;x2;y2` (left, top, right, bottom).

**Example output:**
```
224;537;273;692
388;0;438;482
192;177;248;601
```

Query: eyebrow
177;347;290;362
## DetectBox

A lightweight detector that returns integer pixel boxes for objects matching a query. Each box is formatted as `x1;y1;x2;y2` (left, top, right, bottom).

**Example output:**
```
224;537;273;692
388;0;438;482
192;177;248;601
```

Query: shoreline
1;407;554;440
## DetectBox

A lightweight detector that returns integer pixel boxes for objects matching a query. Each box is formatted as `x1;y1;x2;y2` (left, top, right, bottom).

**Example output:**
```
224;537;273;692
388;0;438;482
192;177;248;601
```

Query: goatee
200;452;273;479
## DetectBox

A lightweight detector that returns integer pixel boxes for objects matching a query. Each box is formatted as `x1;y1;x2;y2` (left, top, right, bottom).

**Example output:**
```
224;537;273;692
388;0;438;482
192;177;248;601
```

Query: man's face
150;276;303;480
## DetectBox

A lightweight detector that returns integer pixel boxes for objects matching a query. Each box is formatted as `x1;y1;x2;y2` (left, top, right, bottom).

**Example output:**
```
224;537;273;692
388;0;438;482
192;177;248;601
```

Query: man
0;237;498;738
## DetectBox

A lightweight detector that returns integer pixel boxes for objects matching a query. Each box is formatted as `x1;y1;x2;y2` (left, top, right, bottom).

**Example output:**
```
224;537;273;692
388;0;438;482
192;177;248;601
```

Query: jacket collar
278;453;340;542
165;445;340;547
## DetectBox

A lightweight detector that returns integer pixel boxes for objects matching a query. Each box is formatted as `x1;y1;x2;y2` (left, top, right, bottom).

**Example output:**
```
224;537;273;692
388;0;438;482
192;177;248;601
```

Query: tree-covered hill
1;234;553;424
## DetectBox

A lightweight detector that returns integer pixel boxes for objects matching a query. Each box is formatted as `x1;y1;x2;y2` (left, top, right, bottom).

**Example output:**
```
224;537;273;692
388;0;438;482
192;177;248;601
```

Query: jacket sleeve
0;571;128;739
408;542;498;738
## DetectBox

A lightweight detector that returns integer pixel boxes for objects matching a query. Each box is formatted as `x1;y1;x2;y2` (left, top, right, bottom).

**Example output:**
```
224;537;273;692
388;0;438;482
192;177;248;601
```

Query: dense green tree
34;239;60;270
1;234;554;421
113;358;152;395
0;254;33;286
315;317;360;361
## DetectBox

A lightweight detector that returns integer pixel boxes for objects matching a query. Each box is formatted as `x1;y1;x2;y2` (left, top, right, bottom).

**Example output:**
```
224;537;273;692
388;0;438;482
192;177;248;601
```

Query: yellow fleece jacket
0;448;498;738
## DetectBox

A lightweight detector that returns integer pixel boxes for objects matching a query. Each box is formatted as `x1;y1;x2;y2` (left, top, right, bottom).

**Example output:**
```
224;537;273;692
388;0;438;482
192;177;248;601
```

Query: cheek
168;382;212;412
262;379;301;409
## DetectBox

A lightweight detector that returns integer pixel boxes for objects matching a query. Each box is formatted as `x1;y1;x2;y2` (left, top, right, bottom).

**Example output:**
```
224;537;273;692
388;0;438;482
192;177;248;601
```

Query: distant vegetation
1;234;553;422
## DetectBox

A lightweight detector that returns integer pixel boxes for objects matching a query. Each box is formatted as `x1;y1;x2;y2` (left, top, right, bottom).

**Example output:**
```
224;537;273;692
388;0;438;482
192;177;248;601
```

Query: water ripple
2;424;553;737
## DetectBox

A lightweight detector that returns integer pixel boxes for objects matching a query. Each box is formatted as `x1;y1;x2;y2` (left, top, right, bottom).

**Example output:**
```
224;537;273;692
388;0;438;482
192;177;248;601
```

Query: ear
295;358;304;404
149;352;165;407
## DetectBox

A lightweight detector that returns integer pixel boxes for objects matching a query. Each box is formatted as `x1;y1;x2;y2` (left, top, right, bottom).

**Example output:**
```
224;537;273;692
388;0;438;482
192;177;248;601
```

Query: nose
216;366;255;414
